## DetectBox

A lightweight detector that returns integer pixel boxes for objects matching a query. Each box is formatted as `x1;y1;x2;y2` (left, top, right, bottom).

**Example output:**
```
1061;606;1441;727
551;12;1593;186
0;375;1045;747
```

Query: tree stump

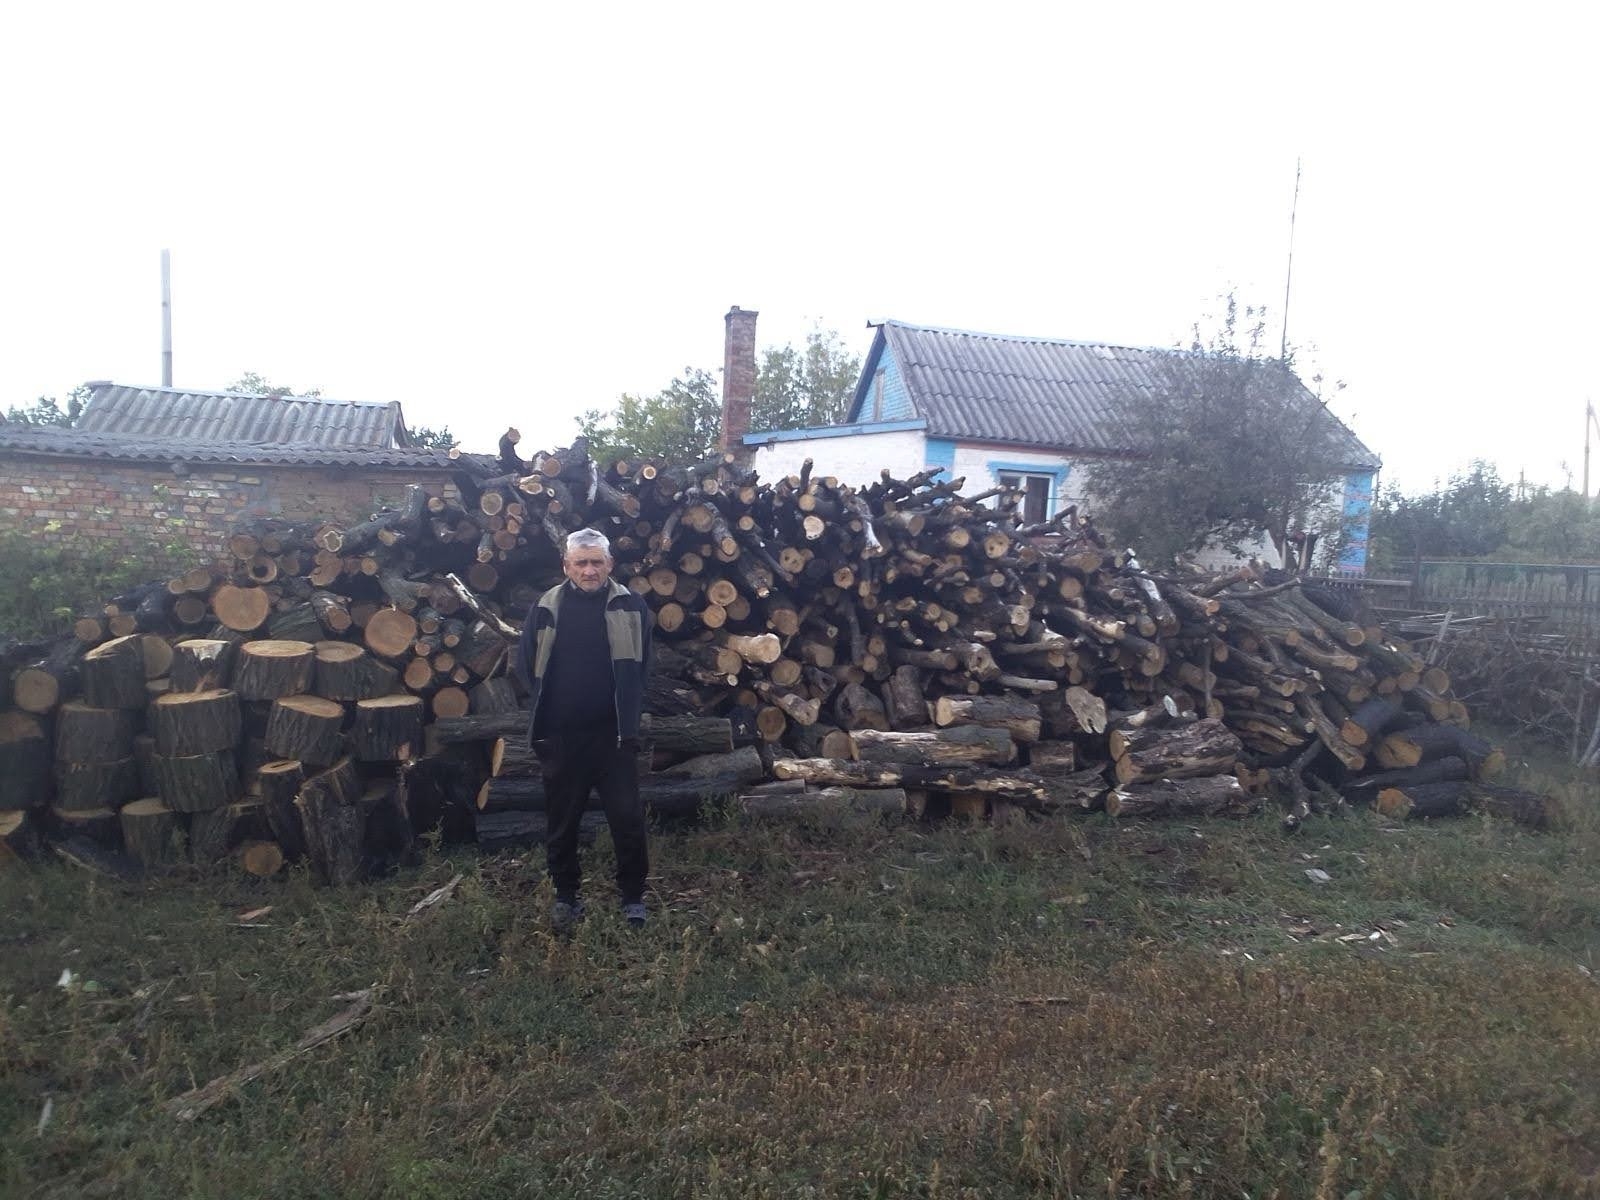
119;798;181;868
212;584;271;633
352;695;424;762
55;703;138;764
0;809;43;862
55;758;140;811
294;758;366;884
238;839;286;877
53;806;122;846
233;641;316;700
190;800;269;864
257;759;307;859
170;639;237;692
313;642;399;701
0;712;52;809
265;696;347;767
81;635;148;709
150;690;243;756
152;749;240;813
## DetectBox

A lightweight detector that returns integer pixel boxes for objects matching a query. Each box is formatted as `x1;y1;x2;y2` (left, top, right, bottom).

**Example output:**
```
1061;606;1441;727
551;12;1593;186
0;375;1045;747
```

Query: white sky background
1;2;1594;495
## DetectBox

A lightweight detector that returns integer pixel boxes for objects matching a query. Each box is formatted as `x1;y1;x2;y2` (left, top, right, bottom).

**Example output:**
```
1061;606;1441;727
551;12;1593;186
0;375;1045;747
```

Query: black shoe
621;900;647;928
553;897;586;933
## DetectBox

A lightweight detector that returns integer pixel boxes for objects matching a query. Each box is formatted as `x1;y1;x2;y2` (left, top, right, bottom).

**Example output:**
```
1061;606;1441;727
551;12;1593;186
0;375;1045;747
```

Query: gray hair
565;528;612;560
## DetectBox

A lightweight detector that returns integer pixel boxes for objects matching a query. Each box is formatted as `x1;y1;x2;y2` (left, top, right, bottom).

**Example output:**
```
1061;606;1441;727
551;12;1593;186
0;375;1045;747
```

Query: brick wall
0;452;459;574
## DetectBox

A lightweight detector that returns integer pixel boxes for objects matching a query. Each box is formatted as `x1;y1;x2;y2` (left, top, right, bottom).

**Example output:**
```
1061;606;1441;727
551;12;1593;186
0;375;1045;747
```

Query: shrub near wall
0;530;185;640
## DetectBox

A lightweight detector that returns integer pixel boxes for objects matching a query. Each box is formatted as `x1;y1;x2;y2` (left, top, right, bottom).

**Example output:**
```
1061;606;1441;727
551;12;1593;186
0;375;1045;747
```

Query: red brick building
0;384;466;573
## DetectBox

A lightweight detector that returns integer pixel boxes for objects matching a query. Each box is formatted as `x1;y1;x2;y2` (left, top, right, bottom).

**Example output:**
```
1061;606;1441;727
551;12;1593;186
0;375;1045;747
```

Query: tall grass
2;751;1596;1198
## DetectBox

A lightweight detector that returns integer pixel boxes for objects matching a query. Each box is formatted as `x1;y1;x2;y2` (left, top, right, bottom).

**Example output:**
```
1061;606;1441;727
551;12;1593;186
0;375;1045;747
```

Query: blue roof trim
743;418;926;445
846;328;890;422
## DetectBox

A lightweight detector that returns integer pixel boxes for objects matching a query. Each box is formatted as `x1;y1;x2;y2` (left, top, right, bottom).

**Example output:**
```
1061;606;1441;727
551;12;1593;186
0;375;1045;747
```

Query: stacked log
0;438;1539;878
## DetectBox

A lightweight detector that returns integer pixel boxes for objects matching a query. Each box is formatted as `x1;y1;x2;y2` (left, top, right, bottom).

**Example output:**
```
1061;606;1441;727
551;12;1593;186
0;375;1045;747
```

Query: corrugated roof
76;383;409;447
859;322;1380;471
0;425;486;471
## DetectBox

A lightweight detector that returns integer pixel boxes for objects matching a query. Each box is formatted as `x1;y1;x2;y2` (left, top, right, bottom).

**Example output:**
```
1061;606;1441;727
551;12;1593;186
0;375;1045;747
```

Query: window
998;472;1052;524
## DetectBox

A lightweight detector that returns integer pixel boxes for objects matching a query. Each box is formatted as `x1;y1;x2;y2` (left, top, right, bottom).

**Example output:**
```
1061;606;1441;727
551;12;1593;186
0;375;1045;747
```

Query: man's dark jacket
514;578;652;746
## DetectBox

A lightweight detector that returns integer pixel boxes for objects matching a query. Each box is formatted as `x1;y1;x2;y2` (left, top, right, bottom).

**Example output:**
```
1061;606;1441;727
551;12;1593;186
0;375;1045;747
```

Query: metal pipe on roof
160;250;173;388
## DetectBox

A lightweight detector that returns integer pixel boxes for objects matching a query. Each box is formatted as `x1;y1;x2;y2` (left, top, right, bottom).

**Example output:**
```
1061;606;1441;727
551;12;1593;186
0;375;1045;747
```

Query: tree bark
150;690;243;756
352;695;425;761
234;641;316;701
852;724;1016;767
54;702;138;763
152;749;239;813
1107;774;1255;818
189;800;269;864
265;696;347;767
170;638;237;692
81;635;148;709
1111;717;1243;785
770;758;1047;804
0;712;51;809
257;759;307;859
55;757;140;812
313;642;399;702
932;695;1042;743
295;758;366;884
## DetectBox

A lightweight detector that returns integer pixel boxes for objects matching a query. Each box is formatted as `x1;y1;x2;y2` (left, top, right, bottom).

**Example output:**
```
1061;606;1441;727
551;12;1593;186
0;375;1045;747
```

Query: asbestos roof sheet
879;322;1380;471
0;425;483;471
75;383;408;447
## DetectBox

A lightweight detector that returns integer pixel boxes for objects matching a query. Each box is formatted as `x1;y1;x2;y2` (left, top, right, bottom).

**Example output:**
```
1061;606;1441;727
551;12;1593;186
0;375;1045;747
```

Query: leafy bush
0;531;176;640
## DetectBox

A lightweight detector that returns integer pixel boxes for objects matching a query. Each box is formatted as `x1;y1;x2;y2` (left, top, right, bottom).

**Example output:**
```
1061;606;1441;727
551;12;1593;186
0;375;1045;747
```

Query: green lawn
3;748;1598;1199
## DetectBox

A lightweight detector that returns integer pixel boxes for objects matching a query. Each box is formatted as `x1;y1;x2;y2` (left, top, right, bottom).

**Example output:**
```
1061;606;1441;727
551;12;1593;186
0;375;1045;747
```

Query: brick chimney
720;305;758;453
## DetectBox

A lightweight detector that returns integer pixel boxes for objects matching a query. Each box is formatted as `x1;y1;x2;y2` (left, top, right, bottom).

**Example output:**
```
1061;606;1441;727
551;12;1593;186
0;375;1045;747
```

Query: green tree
577;367;722;464
227;371;322;398
407;425;457;450
1083;294;1355;567
5;385;90;427
750;325;862;432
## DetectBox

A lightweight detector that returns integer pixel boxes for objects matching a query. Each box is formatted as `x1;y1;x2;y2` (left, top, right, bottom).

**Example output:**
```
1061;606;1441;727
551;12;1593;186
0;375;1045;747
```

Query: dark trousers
536;727;649;902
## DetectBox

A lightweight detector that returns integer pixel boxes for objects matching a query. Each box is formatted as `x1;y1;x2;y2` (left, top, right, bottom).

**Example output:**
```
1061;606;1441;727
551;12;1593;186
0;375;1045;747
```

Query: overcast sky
2;2;1593;494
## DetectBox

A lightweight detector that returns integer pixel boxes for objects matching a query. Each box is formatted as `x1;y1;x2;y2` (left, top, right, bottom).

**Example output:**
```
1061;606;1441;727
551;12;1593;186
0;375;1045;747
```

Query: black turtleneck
534;583;616;737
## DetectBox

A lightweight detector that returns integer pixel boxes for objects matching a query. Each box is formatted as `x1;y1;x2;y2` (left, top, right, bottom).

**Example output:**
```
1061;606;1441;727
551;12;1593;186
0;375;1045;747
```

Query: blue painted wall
1338;471;1374;571
925;437;956;477
847;333;914;422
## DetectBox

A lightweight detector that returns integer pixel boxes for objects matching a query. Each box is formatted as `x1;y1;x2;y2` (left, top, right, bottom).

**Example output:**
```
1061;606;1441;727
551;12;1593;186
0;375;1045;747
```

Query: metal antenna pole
160;249;173;387
1280;157;1301;361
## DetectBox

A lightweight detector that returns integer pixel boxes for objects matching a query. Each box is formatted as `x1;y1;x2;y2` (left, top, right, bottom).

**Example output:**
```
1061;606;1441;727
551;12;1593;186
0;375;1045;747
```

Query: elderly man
515;528;653;929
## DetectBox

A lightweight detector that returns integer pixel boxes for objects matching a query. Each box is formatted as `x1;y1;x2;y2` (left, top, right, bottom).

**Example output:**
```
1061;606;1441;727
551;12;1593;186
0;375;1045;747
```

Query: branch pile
0;433;1549;877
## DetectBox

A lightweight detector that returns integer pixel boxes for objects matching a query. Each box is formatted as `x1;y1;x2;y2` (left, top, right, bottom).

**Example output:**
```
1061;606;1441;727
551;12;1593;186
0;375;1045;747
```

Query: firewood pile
0;432;1553;881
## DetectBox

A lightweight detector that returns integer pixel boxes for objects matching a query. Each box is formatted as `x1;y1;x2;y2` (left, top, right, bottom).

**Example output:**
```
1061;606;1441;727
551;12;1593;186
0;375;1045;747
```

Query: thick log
313;641;399;702
81;635;148;709
265;696;347;767
140;634;174;680
12;641;85;714
783;721;856;760
832;681;889;731
475;809;607;852
233;641;316;701
1039;766;1110;812
770;758;1048;805
1111;717;1243;786
238;839;286;877
882;665;931;730
170;639;237;692
470;677;519;714
718;632;782;665
150;690;243;756
852;725;1016;767
932;695;1042;743
654;745;766;785
1339;697;1408;747
54;702;137;763
0;809;43;862
476;772;753;819
212;584;272;633
257;760;307;859
1106;774;1256;819
364;608;421;659
54;757;140;812
352;695;425;761
190;799;270;864
490;737;538;779
1027;740;1078;773
152;749;239;813
1375;724;1503;778
1473;784;1559;830
1342;757;1470;805
294;758;365;884
740;787;907;818
52;809;124;851
642;714;734;755
0;712;51;810
431;711;528;745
